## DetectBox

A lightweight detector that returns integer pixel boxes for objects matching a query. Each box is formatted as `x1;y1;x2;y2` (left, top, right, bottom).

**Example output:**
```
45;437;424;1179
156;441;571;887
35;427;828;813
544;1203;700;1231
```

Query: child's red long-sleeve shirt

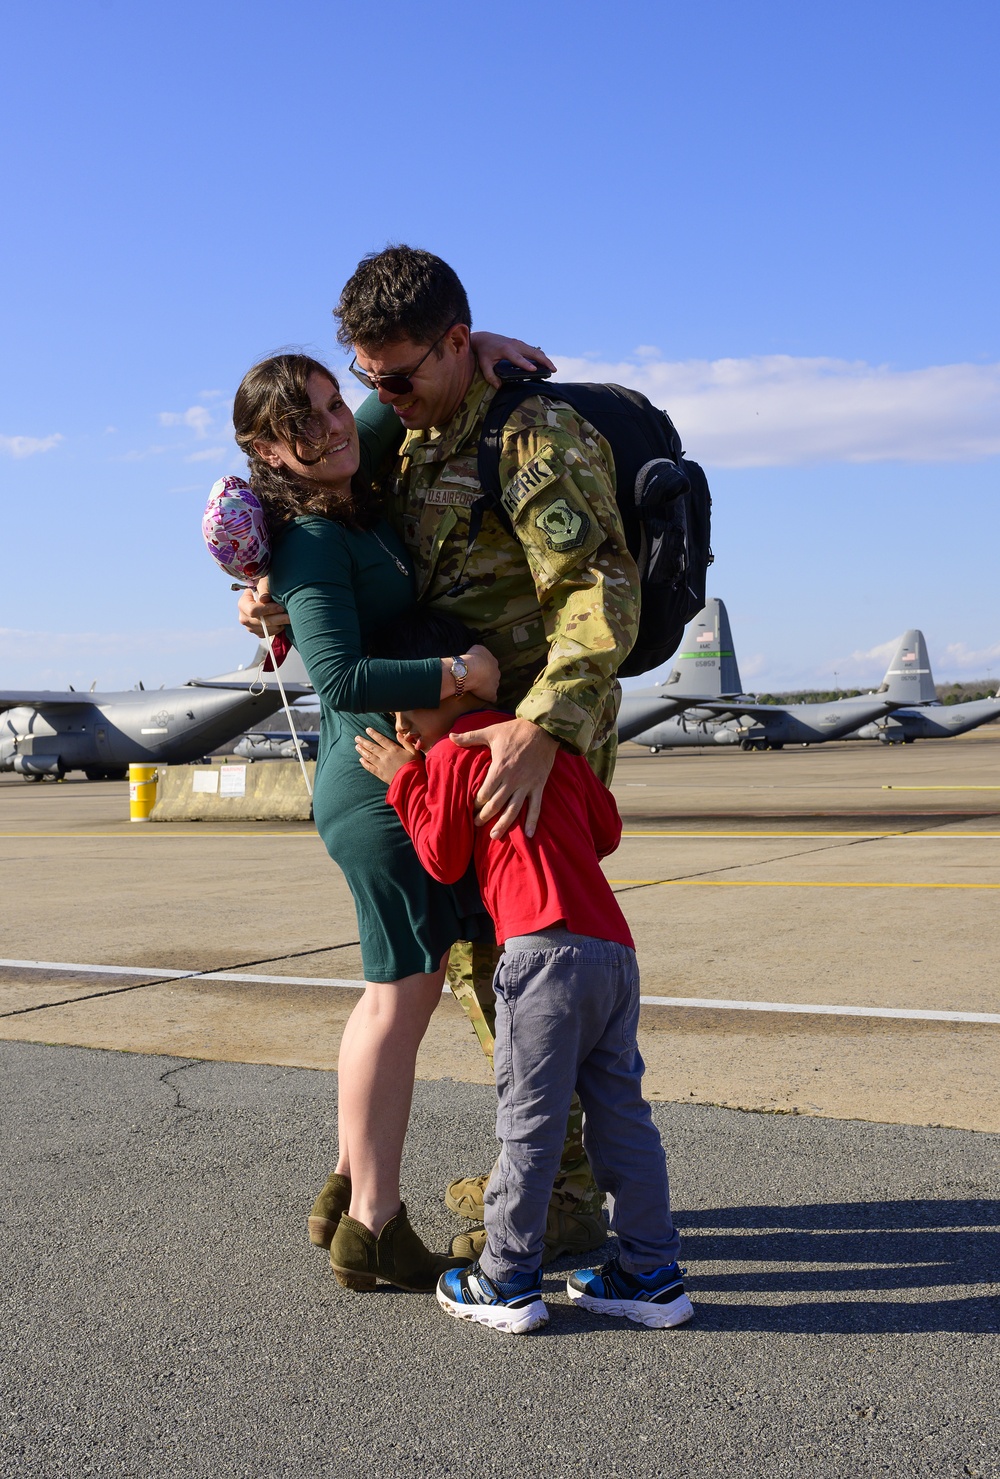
386;709;634;949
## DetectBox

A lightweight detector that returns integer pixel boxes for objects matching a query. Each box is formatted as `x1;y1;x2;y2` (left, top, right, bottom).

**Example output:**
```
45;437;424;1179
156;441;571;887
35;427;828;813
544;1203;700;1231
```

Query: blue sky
2;0;997;692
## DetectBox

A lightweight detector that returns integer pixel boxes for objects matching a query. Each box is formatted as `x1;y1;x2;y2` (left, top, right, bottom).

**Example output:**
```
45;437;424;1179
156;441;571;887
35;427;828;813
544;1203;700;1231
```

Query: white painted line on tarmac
2;959;999;1024
637;995;1000;1024
0;959;363;990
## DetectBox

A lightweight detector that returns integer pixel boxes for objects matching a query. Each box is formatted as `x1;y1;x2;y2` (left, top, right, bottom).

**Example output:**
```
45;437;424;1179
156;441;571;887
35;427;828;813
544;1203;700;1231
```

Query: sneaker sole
436;1287;549;1335
567;1287;695;1329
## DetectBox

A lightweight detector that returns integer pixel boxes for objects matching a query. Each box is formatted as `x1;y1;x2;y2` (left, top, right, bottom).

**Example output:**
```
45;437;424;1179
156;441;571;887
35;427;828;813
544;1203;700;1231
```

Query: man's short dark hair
366;606;478;662
335;245;472;351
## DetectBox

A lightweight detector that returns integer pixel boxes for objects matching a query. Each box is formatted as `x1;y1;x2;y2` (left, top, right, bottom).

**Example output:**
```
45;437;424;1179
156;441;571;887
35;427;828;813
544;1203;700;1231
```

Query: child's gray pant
480;929;681;1282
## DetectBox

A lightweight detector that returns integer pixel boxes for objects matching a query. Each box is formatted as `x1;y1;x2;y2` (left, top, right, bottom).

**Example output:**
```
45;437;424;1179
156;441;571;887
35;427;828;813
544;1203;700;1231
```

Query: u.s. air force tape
500;455;557;517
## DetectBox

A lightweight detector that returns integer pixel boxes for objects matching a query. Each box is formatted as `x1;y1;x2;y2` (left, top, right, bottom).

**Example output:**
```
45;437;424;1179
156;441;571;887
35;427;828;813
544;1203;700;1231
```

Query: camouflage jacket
384;371;640;760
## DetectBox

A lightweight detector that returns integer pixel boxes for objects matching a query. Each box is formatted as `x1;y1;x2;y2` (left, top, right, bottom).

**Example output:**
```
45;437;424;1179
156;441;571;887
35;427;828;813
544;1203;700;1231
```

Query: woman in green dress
232;346;508;1291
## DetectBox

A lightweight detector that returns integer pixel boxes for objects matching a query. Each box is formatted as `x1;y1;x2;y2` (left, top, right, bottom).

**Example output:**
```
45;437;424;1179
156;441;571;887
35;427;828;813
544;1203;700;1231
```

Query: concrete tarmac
2;729;999;1129
2;733;999;1475
1;1040;997;1478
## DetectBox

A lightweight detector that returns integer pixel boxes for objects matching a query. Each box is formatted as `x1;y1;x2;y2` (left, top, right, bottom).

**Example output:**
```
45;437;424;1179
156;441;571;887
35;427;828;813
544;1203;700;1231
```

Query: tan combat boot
449;1202;607;1267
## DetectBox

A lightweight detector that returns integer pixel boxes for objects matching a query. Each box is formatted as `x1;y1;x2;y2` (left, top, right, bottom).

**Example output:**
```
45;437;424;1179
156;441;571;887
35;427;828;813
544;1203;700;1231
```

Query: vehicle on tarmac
0;643;311;780
617;598;745;741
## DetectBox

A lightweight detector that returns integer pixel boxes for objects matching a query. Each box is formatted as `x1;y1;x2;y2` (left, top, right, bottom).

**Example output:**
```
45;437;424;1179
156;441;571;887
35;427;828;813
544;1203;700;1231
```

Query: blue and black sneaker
566;1257;694;1328
436;1261;548;1334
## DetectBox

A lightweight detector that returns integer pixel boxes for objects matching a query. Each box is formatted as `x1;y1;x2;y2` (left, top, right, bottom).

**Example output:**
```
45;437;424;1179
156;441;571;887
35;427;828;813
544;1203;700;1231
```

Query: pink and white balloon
202;475;271;586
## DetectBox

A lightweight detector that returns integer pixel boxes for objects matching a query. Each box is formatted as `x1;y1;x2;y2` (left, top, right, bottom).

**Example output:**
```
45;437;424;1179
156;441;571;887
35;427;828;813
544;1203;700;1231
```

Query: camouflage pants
445;938;604;1217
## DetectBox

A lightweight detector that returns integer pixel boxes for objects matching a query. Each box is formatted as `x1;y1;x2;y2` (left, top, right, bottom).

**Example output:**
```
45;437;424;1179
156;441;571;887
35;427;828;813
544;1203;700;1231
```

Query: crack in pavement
158;1058;201;1116
0;941;362;1020
611;818;963;896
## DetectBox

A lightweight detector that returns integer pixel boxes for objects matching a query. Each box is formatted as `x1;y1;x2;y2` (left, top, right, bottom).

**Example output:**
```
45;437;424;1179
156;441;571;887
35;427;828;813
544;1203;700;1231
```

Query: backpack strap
467;380;548;552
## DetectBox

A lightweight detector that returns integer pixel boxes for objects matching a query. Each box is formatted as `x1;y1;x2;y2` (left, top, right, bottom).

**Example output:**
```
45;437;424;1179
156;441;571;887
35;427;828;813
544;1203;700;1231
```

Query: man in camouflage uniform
248;246;640;1262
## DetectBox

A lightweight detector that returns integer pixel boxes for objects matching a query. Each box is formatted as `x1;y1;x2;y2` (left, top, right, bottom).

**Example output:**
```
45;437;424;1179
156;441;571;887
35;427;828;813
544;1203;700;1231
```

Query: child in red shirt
357;618;691;1337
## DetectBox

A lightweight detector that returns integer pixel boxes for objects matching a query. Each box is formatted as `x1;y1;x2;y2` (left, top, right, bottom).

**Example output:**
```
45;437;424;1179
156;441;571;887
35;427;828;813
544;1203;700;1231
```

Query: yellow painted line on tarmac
621;831;1000;839
609;878;1000;890
0;830;316;839
4;829;999;844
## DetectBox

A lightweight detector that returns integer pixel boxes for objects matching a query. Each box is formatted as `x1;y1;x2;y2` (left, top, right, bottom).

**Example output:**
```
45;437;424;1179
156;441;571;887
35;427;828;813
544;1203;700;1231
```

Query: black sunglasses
348;323;458;396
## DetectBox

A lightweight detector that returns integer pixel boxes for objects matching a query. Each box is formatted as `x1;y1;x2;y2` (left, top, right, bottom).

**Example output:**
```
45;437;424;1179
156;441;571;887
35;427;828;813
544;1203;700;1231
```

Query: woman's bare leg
336;959;447;1235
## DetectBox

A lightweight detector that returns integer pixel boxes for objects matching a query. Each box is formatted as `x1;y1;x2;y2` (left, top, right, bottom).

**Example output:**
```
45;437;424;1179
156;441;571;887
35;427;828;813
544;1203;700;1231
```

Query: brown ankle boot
329;1203;468;1292
308;1172;352;1249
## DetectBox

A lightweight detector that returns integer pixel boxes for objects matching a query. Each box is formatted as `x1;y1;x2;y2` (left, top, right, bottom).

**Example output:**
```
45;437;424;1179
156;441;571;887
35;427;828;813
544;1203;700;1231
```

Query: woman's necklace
370;528;409;578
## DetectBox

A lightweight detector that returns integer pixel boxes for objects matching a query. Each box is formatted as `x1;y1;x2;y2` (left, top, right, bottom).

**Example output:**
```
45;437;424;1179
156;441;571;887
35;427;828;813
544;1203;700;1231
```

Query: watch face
452;658;469;679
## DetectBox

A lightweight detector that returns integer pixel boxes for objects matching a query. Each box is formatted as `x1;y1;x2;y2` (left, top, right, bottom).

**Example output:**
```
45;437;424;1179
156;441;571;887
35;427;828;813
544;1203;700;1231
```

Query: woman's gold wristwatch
450;656;469;697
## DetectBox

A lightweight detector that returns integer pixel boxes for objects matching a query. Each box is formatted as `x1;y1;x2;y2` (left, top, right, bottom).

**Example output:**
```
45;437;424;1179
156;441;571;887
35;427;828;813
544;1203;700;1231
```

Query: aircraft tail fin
198;642;313;690
878;629;936;704
660;598;743;698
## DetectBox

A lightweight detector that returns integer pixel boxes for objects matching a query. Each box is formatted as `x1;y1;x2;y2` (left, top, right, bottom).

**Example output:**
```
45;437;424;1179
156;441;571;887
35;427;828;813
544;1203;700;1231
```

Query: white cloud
159;405;214;438
185;445;229;463
552;354;1000;467
115;444;172;462
940;640;1000;674
0;432;63;458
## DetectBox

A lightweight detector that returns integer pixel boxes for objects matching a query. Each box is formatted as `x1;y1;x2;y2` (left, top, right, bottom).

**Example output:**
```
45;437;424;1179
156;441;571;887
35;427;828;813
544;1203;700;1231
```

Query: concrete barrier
149;760;315;822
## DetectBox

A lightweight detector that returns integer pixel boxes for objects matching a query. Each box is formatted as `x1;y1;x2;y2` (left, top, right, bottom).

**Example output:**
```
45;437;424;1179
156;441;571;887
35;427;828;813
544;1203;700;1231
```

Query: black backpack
474;377;713;677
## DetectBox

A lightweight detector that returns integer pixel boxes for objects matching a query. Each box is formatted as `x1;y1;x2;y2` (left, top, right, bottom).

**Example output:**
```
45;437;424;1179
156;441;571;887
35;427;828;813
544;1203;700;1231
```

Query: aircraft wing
692;700;775;720
187;678;313;696
0;691;95;714
617;694;691;741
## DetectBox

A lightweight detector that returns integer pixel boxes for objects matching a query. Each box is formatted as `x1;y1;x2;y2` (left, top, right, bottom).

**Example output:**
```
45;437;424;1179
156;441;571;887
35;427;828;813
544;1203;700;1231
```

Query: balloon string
260;616;313;799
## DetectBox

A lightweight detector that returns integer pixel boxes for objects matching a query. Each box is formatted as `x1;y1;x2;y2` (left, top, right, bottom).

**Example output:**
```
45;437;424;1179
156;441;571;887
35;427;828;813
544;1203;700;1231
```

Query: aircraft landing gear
648;746;661;754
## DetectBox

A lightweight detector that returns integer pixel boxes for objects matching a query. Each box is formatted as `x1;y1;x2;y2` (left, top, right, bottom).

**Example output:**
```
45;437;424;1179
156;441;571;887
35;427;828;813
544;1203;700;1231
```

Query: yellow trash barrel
129;764;157;822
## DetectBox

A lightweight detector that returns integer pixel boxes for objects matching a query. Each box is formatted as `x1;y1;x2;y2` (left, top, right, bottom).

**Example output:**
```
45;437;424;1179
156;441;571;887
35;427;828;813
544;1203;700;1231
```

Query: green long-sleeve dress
267;402;487;983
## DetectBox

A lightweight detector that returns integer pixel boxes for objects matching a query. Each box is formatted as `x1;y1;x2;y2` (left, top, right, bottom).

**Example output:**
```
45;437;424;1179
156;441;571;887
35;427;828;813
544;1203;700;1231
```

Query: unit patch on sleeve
534;497;591;552
500;456;557;518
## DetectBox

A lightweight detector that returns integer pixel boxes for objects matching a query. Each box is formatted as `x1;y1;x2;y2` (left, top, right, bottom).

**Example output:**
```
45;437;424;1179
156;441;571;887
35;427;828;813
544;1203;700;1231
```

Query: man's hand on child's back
355;727;421;785
451;718;558;840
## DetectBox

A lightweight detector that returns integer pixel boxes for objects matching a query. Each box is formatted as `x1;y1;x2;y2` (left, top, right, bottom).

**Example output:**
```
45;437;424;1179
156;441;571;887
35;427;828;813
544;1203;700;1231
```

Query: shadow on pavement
665;1198;1000;1333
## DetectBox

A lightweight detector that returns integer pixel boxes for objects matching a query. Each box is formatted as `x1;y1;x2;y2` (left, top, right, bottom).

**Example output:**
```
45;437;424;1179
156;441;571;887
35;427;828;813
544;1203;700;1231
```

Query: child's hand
355;726;421;785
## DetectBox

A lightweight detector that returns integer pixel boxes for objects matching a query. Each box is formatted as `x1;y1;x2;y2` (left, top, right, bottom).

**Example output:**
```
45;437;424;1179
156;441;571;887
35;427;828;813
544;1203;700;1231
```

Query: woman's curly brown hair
232;353;380;528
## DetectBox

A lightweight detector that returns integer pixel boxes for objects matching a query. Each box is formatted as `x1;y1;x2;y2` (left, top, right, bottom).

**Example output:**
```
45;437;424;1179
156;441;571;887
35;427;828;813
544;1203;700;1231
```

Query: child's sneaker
566;1257;694;1328
436;1261;548;1334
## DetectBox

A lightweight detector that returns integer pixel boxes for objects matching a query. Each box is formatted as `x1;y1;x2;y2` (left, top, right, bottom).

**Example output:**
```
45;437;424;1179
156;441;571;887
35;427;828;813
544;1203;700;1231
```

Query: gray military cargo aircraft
627;623;930;751
617;598;745;741
234;729;320;762
846;631;1000;742
0;643;311;780
686;629;928;749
